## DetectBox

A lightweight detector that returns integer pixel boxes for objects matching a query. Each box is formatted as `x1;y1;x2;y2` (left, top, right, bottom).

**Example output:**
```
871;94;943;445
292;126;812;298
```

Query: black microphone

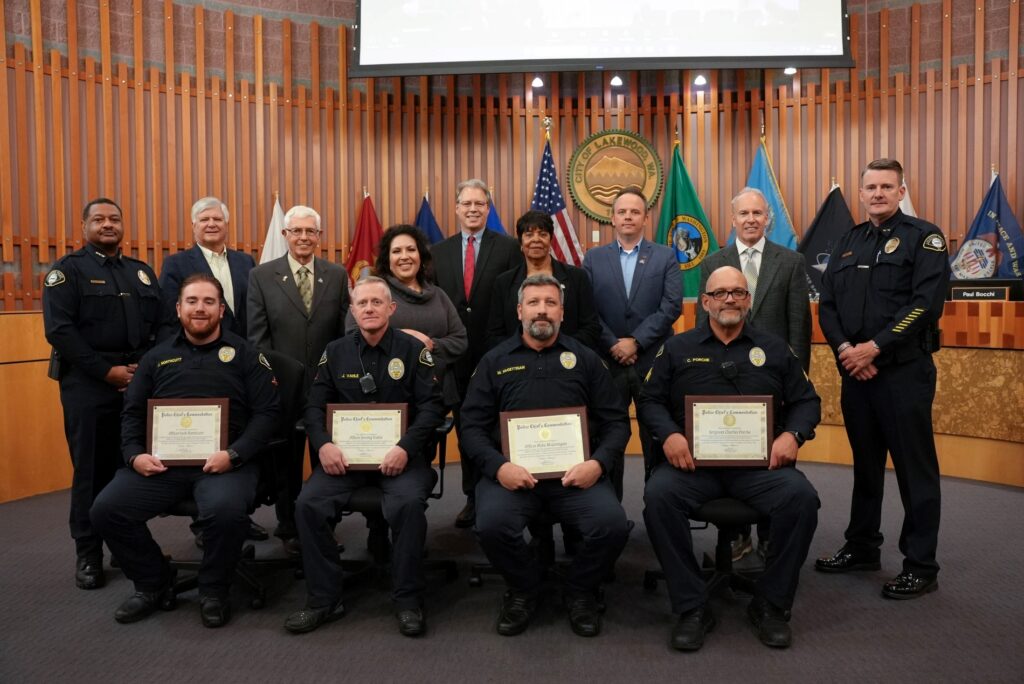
720;361;738;381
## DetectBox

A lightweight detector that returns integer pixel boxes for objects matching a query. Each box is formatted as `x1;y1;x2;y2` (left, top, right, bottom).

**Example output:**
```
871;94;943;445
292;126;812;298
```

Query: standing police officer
460;274;630;638
43;198;162;590
815;159;950;600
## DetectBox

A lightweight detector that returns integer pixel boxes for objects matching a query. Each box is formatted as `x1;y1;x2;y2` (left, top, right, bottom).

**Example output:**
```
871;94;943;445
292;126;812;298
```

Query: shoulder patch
45;269;66;287
137;269;152;286
419;348;435;367
923;233;946;252
318;351;328;366
258;353;273;371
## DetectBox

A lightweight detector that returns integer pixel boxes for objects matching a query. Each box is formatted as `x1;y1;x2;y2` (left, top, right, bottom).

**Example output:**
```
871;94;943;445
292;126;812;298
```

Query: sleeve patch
923;234;946;252
318;351;328;366
45;269;66;287
419;348;435;367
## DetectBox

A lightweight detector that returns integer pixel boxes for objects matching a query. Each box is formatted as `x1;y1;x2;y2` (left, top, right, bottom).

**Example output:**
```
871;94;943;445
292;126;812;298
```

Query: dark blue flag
414;195;445;244
950;175;1024;279
486;200;507;234
798;186;855;300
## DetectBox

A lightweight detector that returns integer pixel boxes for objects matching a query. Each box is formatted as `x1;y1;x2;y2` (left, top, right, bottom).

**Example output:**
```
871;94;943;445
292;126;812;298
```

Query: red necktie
464;235;476;301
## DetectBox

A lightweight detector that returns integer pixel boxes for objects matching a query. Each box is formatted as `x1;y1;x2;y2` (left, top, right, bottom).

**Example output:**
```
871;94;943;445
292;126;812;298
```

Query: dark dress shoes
566;593;602;637
199;596;232;628
284;601;346;634
496;590;537;636
396;608;426;637
815;546;881;573
747;597;792;648
454;500;476;529
75;557;106;590
114;583;176;624
246;518;269;541
671;605;716;651
882;571;938;599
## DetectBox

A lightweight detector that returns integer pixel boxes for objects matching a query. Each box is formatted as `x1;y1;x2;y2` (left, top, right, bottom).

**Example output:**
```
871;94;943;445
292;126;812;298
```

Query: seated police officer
639;266;820;651
460;274;630;638
284;276;444;637
90;274;280;627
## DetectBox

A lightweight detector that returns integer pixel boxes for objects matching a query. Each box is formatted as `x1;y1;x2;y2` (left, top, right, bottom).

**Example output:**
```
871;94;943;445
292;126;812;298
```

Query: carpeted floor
1;460;1021;683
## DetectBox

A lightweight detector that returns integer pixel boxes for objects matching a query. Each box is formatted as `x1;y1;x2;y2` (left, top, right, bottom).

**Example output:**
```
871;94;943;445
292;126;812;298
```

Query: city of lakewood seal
568;129;662;223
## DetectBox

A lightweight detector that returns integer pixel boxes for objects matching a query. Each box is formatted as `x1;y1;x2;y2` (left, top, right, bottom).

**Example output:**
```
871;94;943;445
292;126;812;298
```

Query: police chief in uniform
460;274;630;638
43;198;163;590
640;266;820;650
90;274;280;627
284;276;444;638
815;159;950;600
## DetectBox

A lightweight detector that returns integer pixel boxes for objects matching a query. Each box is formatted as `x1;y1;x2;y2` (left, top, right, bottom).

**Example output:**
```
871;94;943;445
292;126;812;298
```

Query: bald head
702;266;751;331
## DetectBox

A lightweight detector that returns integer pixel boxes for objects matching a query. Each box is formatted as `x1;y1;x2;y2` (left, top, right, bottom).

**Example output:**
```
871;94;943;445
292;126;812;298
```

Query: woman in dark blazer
485;210;601;351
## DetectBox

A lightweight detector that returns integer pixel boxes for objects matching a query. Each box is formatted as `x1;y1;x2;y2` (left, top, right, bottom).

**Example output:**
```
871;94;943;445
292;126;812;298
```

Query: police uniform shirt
818;209;950;361
638;321;820;446
43;247;162;379
460;333;630;481
304;327;444;460
121;329;280;466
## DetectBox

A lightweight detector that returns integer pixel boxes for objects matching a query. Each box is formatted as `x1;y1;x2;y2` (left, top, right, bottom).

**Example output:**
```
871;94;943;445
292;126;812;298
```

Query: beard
709;307;746;328
527;317;559;341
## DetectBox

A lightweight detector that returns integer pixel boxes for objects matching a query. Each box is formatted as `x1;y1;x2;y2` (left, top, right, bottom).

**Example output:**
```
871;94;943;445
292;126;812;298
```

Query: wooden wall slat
880;9;890;157
956;63;969;236
282;20;293;207
30;0;49;262
309;23;322;222
925;69;937;220
51;51;68;259
324;87;336;258
940;0;952;232
163;0;178;254
239;79;252;253
98;0;114;195
132;0;147;261
148;66;162;272
194;6;207;195
254;16;266;241
210;77;223;211
116;62;130;253
990;59;1001;176
179;70;193;241
973;2;985;212
338;26;350;254
14;43;33;307
0;0;12;263
84;58;98;200
224;11;237;246
66;0;82;250
1007;0;1020;197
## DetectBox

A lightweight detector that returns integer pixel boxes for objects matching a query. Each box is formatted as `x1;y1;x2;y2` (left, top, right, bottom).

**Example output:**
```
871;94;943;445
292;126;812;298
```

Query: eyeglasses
285;228;321;237
457;201;488;209
705;288;750;301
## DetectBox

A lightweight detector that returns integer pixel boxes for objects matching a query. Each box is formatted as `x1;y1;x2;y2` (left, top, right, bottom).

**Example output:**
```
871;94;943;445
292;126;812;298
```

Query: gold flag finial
543;116;553;140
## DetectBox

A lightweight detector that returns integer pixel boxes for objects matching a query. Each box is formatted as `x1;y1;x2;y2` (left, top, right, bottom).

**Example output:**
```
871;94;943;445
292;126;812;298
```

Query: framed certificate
327;403;408;470
500;406;590;479
684;395;773;468
147;398;228;466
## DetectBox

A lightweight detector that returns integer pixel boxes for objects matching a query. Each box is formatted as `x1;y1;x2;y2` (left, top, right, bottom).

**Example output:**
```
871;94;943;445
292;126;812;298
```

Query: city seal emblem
568;129;662;223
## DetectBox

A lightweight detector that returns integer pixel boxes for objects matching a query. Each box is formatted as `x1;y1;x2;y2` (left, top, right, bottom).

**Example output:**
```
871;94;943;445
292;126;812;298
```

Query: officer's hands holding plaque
684;395;773;468
327;403;408;473
500;406;591;480
147;398;228;466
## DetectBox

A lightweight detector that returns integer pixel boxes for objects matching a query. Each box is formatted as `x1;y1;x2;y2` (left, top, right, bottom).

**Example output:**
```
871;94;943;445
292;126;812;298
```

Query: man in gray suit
583;188;683;497
247;205;349;546
698;187;811;560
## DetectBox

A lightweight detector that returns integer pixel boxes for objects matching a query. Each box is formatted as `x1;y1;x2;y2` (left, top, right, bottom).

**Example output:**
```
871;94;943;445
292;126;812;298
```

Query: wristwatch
227;448;243;469
787;431;806;447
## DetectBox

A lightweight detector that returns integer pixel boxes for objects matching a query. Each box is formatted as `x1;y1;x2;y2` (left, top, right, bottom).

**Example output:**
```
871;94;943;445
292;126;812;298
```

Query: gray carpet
1;461;1021;683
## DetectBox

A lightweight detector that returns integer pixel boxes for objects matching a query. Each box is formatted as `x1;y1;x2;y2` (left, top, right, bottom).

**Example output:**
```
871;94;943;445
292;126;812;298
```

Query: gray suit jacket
246;255;349;389
697;240;811;370
582;238;683;372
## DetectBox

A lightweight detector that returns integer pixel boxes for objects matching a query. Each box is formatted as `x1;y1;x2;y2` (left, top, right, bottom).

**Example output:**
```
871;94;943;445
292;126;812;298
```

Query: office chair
166;349;306;609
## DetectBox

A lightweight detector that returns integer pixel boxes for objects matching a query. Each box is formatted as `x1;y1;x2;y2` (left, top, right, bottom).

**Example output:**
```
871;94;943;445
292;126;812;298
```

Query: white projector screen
352;0;851;77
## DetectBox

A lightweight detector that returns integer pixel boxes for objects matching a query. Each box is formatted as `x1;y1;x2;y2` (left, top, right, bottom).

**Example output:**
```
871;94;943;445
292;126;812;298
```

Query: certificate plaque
327;403;408;470
685;395;773;467
147;398;228;466
500;406;590;479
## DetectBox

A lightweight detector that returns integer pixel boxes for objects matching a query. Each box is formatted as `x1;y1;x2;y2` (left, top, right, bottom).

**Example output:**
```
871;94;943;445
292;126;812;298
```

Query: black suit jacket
431;230;524;389
246;254;349;390
484;259;601;351
158;245;255;339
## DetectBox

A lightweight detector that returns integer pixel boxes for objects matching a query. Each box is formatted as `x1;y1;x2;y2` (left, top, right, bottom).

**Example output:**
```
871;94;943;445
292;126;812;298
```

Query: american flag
531;140;584;266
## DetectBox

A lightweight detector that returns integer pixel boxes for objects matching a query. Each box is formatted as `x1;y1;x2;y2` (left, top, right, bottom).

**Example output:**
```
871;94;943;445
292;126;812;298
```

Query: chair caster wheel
468;575;482;588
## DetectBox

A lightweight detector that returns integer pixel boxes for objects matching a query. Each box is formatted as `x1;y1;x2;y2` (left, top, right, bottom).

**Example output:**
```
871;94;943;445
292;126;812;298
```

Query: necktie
108;259;141;349
743;247;759;301
464;235;476;301
297;266;312;314
209;253;234;313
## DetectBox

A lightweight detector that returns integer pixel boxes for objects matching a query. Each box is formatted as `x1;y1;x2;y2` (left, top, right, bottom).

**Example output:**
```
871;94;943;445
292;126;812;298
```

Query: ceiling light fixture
531;76;544;88
610;74;623;87
784;67;797;75
693;74;707;87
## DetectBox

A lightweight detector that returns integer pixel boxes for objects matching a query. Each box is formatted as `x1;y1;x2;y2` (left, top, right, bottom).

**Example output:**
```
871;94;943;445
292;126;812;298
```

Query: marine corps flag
346;194;383;285
798;185;856;299
950;173;1024;280
655;142;716;298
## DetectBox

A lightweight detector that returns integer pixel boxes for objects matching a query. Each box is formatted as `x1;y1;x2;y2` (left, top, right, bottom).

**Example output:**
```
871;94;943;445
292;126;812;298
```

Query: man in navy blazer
432;179;524;527
583;188;683;496
158;197;255;340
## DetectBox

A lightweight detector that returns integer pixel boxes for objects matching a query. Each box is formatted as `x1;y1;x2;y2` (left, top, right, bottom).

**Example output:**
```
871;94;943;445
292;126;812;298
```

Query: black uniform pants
608;362;647;500
474;478;629;596
643;463;819;614
295;464;433;611
90;464;259;597
840;355;941;576
59;369;124;559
